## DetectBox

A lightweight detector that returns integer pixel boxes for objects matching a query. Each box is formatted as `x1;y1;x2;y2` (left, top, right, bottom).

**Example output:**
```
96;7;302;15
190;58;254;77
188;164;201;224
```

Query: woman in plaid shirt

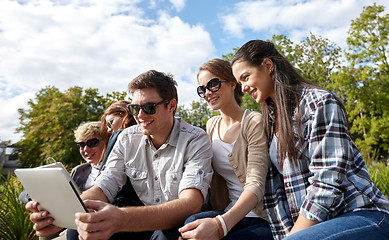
231;40;389;240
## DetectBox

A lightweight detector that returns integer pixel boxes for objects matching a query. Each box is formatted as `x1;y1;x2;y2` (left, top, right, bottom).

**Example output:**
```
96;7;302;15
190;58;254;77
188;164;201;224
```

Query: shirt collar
143;117;180;148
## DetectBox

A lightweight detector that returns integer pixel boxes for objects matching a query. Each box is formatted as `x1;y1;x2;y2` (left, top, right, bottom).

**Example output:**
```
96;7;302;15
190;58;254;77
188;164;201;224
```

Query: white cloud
220;0;389;48
0;0;215;143
0;91;35;143
3;0;388;144
149;0;186;12
169;0;186;12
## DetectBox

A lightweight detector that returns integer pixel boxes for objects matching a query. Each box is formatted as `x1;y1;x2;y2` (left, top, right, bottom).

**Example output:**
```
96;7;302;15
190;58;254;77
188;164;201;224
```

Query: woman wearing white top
179;59;272;240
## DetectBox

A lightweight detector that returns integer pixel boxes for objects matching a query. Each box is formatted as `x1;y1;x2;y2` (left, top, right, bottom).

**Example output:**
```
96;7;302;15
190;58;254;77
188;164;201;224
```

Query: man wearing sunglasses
27;70;213;240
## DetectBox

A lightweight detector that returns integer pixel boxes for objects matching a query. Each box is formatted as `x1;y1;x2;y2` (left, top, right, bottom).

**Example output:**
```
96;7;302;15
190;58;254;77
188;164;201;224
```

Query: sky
0;0;388;143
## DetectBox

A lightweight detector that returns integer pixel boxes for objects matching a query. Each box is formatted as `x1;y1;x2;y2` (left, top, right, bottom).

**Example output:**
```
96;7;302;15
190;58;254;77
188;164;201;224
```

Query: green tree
226;34;342;113
294;33;342;88
341;3;389;162
271;34;297;64
14;86;127;168
176;99;219;130
271;33;343;90
240;94;261;112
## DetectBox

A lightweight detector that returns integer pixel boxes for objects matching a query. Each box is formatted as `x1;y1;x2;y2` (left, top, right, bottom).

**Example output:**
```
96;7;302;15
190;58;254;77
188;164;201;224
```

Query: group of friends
25;40;389;240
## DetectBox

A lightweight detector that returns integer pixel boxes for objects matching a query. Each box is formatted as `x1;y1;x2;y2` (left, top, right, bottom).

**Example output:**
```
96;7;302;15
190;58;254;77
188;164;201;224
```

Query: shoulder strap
98;129;124;175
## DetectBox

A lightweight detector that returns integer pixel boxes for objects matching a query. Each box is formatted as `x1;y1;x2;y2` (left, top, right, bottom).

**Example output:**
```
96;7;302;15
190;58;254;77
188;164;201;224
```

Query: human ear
229;81;237;90
168;98;177;113
262;58;274;73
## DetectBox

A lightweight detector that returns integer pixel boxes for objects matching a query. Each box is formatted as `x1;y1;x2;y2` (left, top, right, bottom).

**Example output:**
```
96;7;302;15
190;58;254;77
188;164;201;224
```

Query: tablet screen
15;167;87;229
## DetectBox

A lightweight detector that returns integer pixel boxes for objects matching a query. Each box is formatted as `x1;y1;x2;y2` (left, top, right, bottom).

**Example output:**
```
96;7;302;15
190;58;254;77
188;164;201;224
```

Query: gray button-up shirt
95;117;213;206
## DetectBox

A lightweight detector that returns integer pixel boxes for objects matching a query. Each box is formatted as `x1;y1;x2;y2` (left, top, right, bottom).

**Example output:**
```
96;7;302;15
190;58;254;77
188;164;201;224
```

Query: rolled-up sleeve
178;127;213;200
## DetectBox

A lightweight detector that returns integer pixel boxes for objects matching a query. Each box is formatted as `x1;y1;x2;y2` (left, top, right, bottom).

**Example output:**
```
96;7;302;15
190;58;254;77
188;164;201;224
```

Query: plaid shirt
264;88;389;240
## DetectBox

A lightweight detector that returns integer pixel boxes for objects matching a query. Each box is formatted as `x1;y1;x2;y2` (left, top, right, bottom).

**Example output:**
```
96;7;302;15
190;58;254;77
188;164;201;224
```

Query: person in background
67;101;141;239
100;100;137;139
27;70;213;240
179;59;272;240
71;121;106;192
29;121;106;240
18;121;106;204
97;99;137;184
231;39;389;240
72;101;139;207
25;101;138;240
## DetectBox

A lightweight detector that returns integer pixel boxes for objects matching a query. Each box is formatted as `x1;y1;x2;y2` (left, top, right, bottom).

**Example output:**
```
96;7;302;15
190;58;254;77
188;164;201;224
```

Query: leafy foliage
368;162;389;198
271;34;298;64
14;86;127;168
0;175;37;240
4;4;389;238
241;94;261;112
294;33;342;88
271;33;343;90
11;3;389;168
176;99;219;130
341;3;389;163
267;4;389;163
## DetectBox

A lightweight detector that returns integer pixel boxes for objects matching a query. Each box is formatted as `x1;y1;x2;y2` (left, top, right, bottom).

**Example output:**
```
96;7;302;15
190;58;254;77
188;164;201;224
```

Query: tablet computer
15;167;88;229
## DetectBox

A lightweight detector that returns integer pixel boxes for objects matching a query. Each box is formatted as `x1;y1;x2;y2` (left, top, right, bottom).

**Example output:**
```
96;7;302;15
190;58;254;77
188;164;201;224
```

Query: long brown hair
232;40;344;167
100;100;136;158
100;100;136;135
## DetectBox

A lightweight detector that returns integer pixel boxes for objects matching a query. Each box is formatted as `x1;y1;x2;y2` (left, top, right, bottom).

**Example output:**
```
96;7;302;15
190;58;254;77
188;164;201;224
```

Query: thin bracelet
213;217;224;239
216;215;228;237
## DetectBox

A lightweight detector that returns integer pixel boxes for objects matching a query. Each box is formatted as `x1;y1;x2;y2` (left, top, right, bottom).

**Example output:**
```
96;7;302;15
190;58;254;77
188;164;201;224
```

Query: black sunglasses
107;121;111;129
77;138;101;149
197;78;227;98
128;100;168;115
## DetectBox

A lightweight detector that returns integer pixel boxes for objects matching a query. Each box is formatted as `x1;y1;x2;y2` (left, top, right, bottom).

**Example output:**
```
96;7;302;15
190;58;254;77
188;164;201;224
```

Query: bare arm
179;191;258;240
221;191;258;232
288;215;318;236
221;112;267;231
80;185;109;202
120;188;203;231
75;188;203;240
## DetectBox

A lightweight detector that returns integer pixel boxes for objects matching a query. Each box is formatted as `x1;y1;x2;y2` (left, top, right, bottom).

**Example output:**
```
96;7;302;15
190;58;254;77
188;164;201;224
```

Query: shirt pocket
126;168;148;198
164;171;180;198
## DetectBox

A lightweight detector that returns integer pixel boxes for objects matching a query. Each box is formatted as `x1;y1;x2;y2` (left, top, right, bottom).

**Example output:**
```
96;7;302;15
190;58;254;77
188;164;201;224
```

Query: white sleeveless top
211;110;258;218
269;135;284;174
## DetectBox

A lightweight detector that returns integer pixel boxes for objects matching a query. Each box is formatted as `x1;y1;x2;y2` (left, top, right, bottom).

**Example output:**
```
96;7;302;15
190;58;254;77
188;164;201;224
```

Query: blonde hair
74;121;101;142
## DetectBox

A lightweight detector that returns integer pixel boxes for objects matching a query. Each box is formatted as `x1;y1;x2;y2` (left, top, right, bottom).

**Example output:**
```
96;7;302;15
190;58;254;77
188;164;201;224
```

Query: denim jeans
184;210;273;240
285;210;389;240
66;228;180;240
66;179;183;240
